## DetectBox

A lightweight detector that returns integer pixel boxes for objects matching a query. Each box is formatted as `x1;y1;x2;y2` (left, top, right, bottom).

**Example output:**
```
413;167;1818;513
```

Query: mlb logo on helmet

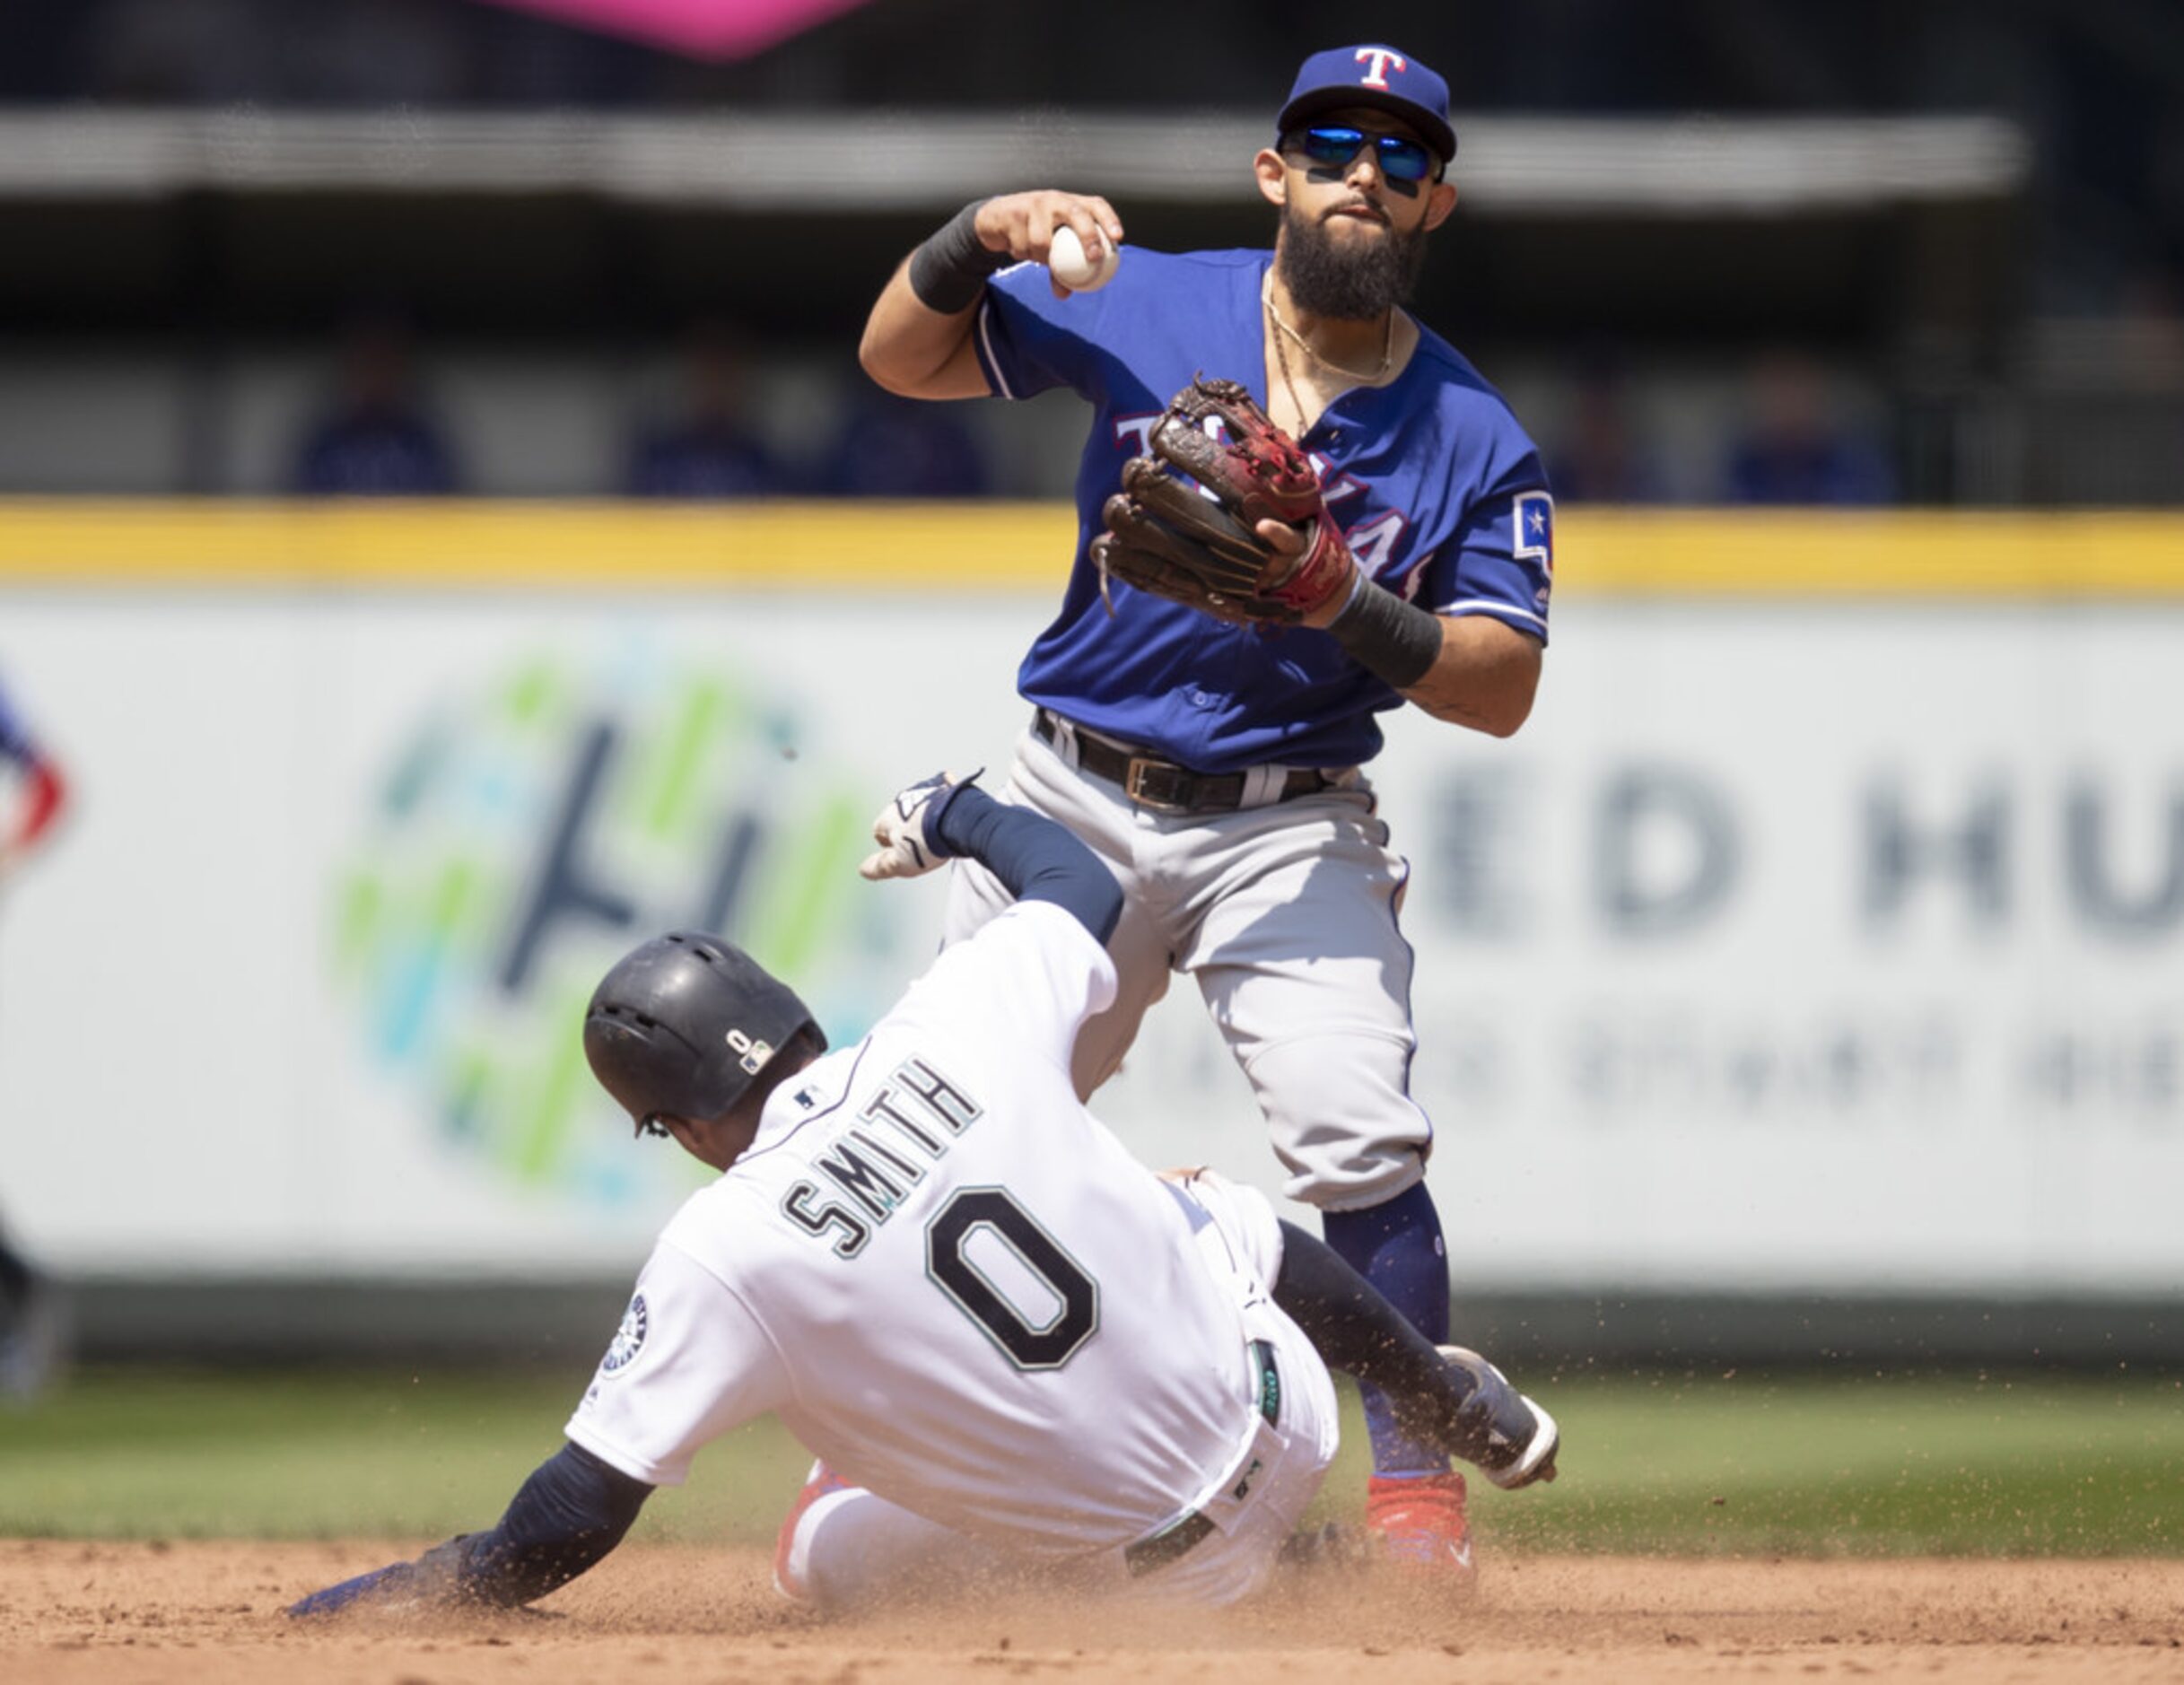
1276;42;1458;162
726;1026;775;1076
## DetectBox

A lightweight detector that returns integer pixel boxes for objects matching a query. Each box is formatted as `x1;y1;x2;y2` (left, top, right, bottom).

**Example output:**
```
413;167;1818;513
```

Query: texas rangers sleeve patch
1513;491;1555;575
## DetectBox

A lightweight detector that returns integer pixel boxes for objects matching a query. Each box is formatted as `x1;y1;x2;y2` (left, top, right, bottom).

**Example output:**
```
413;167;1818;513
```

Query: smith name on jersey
567;901;1288;1556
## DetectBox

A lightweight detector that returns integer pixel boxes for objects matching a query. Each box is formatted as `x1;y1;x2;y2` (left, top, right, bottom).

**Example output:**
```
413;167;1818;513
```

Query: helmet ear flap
582;931;823;1133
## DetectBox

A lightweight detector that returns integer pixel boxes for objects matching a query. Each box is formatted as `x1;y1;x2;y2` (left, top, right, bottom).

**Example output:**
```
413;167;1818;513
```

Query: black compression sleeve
929;784;1123;945
425;1442;653;1608
1272;1219;1482;1462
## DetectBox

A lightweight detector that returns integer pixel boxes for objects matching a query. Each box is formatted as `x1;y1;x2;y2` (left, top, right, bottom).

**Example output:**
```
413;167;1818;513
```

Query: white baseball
1047;225;1120;293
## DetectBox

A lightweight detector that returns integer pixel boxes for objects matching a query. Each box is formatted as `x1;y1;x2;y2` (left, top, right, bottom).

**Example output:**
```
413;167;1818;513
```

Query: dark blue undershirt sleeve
432;1441;654;1607
927;785;1123;947
1271;1219;1491;1466
290;1441;654;1616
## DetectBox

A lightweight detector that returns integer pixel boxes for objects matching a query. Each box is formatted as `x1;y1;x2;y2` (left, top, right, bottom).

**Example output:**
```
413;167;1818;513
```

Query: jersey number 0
925;1187;1099;1370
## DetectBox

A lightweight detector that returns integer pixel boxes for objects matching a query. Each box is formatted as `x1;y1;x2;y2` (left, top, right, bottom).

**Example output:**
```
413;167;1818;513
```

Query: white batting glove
858;769;982;882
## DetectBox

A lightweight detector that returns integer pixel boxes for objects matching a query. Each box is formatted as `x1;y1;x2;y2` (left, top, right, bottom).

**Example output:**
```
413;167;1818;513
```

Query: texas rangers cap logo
1275;43;1458;162
1353;48;1406;88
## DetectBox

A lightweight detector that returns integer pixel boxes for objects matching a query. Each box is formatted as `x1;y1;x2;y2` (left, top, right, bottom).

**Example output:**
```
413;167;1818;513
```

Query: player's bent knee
1242;1035;1431;1210
1290;1150;1429;1212
783;1488;1001;1613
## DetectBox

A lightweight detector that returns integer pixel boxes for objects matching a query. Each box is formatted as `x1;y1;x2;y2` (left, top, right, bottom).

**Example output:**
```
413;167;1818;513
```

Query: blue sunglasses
1289;125;1439;184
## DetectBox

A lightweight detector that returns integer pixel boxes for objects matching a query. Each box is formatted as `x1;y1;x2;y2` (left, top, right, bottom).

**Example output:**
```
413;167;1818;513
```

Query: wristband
919;771;987;860
908;200;1009;314
1326;578;1444;690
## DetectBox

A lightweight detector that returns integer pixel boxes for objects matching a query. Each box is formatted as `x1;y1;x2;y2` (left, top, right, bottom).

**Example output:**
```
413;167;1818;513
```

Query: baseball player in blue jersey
0;670;68;1397
858;43;1552;1574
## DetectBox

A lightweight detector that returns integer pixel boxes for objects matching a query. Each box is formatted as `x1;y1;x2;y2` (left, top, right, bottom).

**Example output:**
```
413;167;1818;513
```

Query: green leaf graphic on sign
333;645;894;1213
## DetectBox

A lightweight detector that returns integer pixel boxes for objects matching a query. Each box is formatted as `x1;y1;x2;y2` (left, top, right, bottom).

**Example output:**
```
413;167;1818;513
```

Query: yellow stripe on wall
0;502;1078;589
1571;510;2184;596
1;502;2182;596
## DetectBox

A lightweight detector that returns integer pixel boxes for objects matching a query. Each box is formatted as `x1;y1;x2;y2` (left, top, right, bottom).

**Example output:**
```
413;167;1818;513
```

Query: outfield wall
3;505;2181;1358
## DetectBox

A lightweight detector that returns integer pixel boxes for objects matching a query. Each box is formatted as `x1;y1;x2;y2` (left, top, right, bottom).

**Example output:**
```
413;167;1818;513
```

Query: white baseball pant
943;723;1434;1211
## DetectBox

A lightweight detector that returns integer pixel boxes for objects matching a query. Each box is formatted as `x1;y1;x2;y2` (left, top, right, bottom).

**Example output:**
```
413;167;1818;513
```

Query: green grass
0;1368;808;1544
1453;1368;2184;1557
3;1367;2179;1555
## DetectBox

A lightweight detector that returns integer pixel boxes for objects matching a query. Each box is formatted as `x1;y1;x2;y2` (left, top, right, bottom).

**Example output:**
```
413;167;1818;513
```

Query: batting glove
286;1559;422;1618
858;768;982;882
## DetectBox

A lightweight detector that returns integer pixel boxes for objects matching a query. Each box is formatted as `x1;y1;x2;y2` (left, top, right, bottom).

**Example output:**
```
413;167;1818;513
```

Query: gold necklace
1267;301;1312;430
1262;271;1393;385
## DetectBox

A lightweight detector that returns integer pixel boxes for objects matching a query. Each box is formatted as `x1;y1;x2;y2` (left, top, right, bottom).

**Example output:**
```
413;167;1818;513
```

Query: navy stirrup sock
1321;1181;1453;1476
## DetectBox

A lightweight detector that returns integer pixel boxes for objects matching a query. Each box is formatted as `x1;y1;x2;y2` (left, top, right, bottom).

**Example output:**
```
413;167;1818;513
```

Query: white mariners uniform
566;899;1339;1603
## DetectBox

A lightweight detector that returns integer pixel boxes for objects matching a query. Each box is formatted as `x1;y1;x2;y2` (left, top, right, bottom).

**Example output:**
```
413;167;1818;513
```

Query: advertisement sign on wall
3;512;2181;1297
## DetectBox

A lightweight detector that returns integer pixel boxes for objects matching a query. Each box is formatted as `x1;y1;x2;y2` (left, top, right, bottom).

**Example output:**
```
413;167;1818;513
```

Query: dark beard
1277;201;1428;320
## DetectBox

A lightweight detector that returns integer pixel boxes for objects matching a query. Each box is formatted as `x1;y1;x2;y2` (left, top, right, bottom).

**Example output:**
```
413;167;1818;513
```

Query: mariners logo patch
602;1292;650;1373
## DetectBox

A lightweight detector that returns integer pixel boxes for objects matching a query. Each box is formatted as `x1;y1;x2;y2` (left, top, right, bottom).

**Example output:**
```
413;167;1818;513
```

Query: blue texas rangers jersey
972;247;1553;773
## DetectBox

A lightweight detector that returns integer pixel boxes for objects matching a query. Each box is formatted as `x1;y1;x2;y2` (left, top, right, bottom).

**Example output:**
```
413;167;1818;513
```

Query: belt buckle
1124;755;1194;816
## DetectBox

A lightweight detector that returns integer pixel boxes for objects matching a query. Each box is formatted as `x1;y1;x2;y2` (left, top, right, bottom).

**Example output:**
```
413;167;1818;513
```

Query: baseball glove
1091;377;1357;624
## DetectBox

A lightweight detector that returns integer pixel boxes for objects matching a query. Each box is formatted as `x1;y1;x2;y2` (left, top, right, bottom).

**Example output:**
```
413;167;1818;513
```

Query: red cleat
1365;1471;1475;1578
772;1461;856;1604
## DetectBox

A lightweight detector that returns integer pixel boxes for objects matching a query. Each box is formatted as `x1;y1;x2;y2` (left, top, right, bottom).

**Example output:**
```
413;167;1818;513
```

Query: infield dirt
3;1541;2180;1684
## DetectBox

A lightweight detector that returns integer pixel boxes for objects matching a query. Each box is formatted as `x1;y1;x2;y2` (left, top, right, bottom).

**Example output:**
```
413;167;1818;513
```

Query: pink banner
466;0;878;60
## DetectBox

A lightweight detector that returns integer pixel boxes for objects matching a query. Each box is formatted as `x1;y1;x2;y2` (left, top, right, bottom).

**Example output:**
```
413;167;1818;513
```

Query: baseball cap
1276;44;1456;163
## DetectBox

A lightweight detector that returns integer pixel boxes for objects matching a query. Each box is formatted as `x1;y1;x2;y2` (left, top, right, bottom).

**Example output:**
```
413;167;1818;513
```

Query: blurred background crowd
0;0;2179;504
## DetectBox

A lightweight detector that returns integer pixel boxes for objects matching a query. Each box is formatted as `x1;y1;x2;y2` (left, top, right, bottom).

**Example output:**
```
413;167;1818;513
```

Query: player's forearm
859;196;1016;397
1271;1221;1473;1458
859;259;992;398
1307;573;1536;737
863;190;1124;398
443;1440;654;1607
930;785;1123;945
1399;615;1542;738
288;1442;652;1617
1274;1219;1552;1481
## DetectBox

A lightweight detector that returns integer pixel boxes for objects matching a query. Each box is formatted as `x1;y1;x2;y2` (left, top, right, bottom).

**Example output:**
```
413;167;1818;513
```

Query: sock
1320;1181;1451;1477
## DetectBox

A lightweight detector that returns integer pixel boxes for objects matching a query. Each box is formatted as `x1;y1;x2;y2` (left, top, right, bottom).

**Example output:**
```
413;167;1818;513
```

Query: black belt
1033;710;1334;817
1123;1340;1282;1578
